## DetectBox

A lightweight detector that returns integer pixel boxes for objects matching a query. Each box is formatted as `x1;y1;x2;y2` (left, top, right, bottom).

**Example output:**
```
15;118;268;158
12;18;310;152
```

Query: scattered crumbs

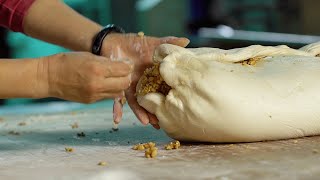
312;149;319;154
71;122;79;129
293;140;298;144
137;31;145;37
230;70;234;72
97;161;107;166
8;131;20;136
112;128;119;132
132;144;145;150
164;141;181;150
145;147;158;158
65;147;74;152
77;132;86;137
18;122;27;126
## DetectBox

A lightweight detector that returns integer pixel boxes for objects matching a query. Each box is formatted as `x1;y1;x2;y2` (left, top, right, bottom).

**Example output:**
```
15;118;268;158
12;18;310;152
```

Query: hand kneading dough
136;42;320;143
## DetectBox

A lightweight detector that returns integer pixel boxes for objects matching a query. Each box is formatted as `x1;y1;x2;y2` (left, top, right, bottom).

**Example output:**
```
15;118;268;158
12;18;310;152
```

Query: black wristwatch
91;24;125;55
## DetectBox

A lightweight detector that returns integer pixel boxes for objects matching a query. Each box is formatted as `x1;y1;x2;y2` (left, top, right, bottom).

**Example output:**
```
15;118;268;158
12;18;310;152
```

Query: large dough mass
136;42;320;143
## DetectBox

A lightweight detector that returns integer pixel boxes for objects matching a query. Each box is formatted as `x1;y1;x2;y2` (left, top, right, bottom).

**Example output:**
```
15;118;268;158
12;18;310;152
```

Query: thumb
161;37;190;48
153;43;190;63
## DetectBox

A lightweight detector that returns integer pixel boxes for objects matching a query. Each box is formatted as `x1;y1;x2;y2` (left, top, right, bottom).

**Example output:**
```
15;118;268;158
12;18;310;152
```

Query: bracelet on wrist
92;24;125;55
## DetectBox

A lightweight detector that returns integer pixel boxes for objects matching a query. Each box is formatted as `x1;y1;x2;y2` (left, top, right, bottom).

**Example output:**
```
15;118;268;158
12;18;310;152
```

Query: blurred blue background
0;0;319;113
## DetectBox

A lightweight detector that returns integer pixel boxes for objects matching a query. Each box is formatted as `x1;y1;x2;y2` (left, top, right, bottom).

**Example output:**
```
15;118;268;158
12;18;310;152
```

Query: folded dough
136;42;320;143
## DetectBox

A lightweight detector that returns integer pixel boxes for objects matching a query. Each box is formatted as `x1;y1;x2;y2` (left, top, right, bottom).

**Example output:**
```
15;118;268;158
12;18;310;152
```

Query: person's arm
0;53;133;103
23;0;101;51
22;0;190;126
0;58;47;98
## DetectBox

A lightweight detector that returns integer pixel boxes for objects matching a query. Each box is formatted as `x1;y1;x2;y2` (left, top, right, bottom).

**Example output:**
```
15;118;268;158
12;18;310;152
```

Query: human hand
43;52;133;103
101;33;189;128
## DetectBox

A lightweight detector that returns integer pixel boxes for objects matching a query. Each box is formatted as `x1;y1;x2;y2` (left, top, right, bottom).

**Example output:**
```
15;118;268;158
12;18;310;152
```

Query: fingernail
152;124;160;130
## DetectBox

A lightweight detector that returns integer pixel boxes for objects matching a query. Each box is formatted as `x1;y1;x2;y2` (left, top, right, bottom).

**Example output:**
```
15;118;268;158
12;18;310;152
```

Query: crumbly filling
240;56;264;66
137;63;171;96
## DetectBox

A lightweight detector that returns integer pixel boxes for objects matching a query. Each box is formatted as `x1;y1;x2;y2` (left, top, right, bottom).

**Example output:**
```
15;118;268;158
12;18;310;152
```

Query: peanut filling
137;63;171;96
240;56;265;66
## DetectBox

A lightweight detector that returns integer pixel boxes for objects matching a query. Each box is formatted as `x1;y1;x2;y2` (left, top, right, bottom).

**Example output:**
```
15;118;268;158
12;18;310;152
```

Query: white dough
137;42;320;143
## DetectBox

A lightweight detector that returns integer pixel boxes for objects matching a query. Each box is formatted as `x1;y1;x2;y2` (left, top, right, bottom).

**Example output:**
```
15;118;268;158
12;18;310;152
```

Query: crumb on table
77;132;86;137
65;147;74;152
8;131;20;136
145;147;158;158
164;141;181;150
18;122;27;126
71;122;79;129
97;161;107;166
132;142;156;151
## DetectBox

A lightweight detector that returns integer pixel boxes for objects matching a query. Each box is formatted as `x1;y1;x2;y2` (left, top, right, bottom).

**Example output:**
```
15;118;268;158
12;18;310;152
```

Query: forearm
0;58;48;98
23;0;102;51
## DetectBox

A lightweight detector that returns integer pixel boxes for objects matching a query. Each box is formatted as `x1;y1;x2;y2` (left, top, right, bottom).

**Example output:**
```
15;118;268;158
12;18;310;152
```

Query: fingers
148;112;159;125
148;113;160;130
113;98;123;124
131;102;150;125
126;92;150;125
161;37;190;48
79;91;124;104
94;58;134;78
98;76;131;92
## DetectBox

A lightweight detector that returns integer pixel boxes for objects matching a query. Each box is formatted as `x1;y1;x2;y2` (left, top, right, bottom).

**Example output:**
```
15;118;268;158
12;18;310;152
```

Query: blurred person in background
0;0;189;128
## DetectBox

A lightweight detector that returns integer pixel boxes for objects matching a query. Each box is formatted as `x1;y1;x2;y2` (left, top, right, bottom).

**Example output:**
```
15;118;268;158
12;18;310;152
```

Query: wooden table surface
0;105;319;180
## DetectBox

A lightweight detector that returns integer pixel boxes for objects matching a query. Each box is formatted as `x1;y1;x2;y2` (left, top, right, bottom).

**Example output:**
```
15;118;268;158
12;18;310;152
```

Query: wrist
100;33;123;58
34;57;50;98
91;24;126;58
92;25;125;56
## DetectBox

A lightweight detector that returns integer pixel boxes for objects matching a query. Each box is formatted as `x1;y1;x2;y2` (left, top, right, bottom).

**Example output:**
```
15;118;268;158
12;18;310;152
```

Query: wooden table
0;105;319;179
